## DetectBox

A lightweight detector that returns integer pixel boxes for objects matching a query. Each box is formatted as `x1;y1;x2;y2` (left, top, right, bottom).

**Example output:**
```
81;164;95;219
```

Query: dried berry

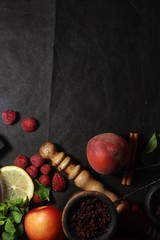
14;155;28;169
26;165;38;179
2;110;16;125
30;154;44;168
40;164;51;175
70;197;111;239
52;173;66;192
21;117;36;132
39;175;51;186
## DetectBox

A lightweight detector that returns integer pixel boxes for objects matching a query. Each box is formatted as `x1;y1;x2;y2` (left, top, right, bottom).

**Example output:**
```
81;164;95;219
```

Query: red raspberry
14;155;28;169
2;110;16;125
21;117;36;132
39;175;51;186
30;154;44;168
32;194;42;204
40;164;51;175
26;165;38;179
52;173;66;192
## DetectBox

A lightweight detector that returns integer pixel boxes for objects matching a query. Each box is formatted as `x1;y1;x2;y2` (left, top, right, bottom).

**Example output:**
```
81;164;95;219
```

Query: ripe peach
86;133;130;174
24;206;64;240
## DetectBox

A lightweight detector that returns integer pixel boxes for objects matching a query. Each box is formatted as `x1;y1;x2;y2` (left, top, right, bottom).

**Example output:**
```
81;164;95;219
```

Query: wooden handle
39;141;124;213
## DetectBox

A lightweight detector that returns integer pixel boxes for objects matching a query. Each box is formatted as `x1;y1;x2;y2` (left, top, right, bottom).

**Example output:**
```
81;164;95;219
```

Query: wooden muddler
39;141;124;213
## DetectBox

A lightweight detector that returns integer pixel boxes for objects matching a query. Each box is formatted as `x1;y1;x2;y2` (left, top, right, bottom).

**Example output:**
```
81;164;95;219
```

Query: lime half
0;166;34;201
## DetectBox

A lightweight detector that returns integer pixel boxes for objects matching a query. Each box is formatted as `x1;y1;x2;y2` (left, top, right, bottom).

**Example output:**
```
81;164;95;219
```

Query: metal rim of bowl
62;190;118;240
145;182;160;229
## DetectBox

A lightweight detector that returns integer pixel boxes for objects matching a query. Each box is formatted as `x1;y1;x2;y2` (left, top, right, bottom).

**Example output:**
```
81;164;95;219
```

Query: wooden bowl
62;191;118;240
145;182;160;229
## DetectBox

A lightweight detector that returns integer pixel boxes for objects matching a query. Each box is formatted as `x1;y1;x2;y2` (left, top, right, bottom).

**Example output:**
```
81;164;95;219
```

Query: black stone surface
0;0;160;239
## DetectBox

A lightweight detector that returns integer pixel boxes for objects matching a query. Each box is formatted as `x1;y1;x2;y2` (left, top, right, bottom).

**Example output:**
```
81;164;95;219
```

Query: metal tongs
114;178;160;204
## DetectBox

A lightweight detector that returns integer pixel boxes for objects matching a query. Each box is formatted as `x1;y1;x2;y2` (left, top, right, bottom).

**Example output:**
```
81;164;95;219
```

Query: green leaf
0;212;7;220
141;132;160;165
0;203;8;215
8;198;23;207
11;210;23;224
15;222;24;238
0;212;7;226
2;231;15;240
21;197;29;208
142;133;158;155
0;198;28;239
20;206;29;215
0;220;5;226
4;219;16;236
34;179;50;201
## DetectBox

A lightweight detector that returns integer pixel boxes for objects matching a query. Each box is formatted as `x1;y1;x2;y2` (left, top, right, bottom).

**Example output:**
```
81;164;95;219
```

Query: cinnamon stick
121;133;134;185
122;133;138;185
126;133;138;185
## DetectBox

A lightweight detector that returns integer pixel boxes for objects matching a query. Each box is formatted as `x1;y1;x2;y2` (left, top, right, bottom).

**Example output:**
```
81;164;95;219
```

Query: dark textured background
0;0;160;239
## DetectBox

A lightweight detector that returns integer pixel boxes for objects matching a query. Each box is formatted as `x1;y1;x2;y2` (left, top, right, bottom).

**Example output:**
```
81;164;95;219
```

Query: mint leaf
15;222;24;238
20;206;29;215
19;197;29;213
0;213;7;226
141;132;160;165
34;179;50;201
0;212;7;220
20;197;29;208
8;198;23;207
0;198;29;239
0;203;8;215
0;220;5;226
4;219;16;236
142;133;158;155
11;209;23;224
2;231;15;240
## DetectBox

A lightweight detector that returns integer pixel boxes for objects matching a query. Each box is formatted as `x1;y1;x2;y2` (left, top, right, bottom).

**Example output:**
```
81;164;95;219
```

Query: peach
86;133;130;174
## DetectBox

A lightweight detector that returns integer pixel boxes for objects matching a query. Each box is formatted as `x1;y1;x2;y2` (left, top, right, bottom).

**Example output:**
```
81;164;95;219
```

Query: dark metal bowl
62;191;118;240
145;182;160;229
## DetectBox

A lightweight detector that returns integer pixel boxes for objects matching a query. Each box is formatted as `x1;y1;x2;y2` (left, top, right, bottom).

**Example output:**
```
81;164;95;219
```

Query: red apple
24;206;64;240
86;133;130;174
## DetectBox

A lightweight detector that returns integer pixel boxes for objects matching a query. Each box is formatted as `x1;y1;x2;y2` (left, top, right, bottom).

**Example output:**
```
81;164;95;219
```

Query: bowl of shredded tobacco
62;191;118;240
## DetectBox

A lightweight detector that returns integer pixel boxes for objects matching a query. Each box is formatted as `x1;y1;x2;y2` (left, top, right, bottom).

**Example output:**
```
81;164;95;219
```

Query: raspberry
39;175;51;186
2;110;16;125
40;164;51;175
30;154;44;168
21;117;36;132
26;165;38;179
14;155;28;169
32;194;42;204
52;173;66;192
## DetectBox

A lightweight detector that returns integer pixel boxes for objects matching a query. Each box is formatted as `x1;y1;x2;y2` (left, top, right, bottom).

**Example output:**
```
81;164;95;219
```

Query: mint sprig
141;132;160;165
34;179;51;201
0;198;29;240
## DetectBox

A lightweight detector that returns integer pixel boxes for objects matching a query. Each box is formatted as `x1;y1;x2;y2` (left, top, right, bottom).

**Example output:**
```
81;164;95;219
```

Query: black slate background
0;0;160;239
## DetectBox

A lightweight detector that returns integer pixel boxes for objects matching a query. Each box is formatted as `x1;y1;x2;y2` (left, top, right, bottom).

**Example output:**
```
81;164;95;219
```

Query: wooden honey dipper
39;141;125;213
